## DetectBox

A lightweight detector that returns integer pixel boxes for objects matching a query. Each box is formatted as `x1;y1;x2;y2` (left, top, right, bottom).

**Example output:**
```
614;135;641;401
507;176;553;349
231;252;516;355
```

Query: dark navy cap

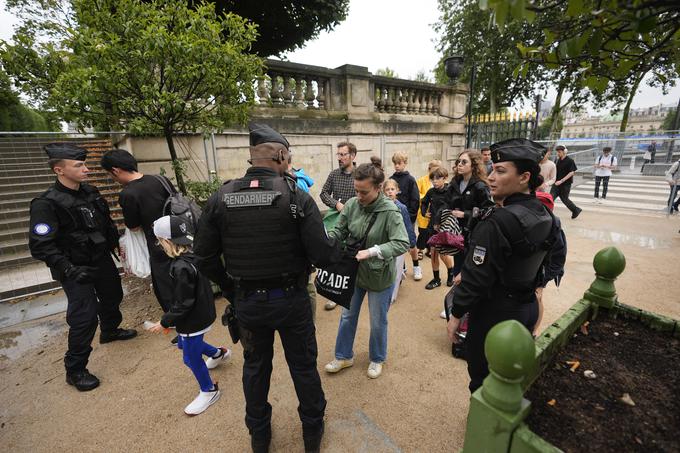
489;138;545;164
249;123;289;149
43;143;88;161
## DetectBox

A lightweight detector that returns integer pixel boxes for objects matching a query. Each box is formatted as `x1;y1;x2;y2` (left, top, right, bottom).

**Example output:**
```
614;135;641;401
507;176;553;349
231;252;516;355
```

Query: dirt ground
1;206;679;452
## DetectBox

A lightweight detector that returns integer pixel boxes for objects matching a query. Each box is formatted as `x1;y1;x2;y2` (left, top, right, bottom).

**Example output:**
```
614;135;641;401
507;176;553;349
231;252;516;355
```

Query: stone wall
113;60;469;206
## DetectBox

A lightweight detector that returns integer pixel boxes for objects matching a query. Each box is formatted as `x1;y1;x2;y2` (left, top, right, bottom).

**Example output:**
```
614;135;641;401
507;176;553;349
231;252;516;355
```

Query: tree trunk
619;72;645;133
164;129;186;193
489;90;497;116
548;81;566;138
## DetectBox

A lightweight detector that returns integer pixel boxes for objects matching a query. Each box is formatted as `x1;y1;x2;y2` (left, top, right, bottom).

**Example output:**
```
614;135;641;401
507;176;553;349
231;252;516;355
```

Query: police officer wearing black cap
29;143;137;391
193;124;342;453
445;138;559;393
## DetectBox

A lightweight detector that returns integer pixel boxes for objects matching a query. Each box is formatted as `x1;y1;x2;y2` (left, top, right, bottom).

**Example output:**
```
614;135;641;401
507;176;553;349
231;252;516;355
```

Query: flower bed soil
525;315;680;453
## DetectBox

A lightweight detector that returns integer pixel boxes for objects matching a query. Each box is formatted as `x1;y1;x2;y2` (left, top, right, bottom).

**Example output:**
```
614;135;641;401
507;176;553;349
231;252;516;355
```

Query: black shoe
66;369;100;391
170;335;179;345
425;279;441;290
100;328;138;344
303;422;324;453
571;208;582;219
251;435;271;453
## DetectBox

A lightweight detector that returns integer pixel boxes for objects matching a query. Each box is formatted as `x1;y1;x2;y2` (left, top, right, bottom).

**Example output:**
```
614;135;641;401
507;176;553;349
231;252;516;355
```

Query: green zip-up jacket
330;193;410;292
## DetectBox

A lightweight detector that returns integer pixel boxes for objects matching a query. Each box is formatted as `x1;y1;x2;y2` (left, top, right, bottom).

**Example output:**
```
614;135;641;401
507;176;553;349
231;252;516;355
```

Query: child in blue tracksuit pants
149;215;231;415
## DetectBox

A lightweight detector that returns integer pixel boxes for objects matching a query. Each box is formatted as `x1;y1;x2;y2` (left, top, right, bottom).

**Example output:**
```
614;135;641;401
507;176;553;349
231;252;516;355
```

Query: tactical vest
489;202;554;297
39;184;116;264
218;175;307;281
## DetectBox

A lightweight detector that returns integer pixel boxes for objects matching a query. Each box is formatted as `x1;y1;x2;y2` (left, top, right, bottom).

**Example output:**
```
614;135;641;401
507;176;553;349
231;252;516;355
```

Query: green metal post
461;320;536;453
583;246;626;310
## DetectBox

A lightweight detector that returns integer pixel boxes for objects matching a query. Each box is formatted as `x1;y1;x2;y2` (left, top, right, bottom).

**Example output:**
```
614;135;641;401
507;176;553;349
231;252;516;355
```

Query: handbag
314;212;378;309
427;210;464;256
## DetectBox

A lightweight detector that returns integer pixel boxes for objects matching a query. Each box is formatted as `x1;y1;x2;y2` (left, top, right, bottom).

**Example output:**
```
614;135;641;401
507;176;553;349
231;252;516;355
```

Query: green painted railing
460;246;679;452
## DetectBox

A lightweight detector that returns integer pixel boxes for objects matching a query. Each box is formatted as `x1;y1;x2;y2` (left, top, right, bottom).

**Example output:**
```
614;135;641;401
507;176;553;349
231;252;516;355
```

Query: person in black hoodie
420;166;454;289
443;150;493;277
390;152;422;278
148;215;231;416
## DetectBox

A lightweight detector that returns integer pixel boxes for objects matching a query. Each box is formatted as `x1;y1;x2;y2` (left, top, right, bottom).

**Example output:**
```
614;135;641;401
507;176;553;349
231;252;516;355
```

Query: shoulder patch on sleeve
472;246;486;265
33;223;52;236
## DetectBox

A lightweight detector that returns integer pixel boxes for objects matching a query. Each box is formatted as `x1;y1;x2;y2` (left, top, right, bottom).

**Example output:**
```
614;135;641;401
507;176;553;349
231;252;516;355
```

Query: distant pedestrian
641;140;656;172
593;146;617;202
147;215;231;416
551;145;582;219
538;148;556;193
319;141;358;310
665;158;680;213
481;147;493;175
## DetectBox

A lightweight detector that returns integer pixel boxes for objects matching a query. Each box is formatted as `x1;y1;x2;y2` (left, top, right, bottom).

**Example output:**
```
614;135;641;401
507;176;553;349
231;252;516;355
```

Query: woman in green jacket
324;157;410;379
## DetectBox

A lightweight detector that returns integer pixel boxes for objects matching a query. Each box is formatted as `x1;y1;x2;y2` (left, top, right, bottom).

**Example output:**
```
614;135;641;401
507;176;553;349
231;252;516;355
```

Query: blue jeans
334;284;394;363
177;334;218;392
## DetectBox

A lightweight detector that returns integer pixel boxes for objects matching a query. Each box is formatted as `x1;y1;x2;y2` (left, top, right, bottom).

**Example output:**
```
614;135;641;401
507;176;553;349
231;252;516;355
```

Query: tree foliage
47;0;262;191
375;67;399;78
483;0;679;98
0;68;58;131
435;0;551;115
200;0;350;57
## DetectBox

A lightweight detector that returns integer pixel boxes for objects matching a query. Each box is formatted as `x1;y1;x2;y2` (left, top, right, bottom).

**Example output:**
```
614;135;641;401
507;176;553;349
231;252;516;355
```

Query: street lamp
443;55;476;148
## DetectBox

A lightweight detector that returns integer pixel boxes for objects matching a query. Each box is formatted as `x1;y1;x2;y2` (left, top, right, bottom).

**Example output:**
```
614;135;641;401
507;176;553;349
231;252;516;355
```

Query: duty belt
236;275;302;291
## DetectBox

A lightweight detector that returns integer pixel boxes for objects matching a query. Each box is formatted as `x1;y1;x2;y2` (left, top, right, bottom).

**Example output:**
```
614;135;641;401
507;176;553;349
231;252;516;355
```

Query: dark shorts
416;227;431;249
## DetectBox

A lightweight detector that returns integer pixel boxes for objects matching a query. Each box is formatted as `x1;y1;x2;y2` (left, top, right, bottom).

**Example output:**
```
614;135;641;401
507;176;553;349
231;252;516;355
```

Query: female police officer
446;138;557;393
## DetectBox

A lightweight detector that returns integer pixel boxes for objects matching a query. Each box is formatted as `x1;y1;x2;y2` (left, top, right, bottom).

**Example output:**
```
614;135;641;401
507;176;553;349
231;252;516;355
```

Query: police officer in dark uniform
193;124;342;453
29;143;137;392
446;138;557;393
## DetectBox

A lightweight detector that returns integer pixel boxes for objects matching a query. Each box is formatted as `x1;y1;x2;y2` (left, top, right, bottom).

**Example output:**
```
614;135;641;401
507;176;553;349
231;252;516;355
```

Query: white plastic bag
120;228;151;278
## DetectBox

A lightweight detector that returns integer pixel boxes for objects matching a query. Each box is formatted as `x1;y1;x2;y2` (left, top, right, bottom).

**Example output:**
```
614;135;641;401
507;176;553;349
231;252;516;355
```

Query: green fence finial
584;246;626;309
482;319;536;413
461;320;535;452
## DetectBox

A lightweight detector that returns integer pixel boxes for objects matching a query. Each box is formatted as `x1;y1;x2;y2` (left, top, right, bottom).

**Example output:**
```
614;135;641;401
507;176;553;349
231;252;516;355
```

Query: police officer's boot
251;435;270;453
66;369;100;391
99;328;138;344
303;422;324;453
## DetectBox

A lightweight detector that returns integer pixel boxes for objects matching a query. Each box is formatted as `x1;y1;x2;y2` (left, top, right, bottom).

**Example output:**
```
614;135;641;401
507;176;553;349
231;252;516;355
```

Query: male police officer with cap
194;123;342;453
446;138;557;393
29;143;137;392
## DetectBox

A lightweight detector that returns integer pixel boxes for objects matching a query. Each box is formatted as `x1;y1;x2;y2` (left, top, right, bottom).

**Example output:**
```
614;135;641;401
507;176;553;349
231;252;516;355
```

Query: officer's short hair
48;158;64;170
101;149;138;172
337;141;357;156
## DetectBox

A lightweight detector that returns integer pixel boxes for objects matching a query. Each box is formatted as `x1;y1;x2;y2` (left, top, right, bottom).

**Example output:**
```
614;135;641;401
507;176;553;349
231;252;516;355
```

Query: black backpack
154;175;203;233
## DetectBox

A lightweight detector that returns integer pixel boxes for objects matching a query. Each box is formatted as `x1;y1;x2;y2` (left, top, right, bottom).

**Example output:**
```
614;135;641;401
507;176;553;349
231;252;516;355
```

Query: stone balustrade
256;59;467;122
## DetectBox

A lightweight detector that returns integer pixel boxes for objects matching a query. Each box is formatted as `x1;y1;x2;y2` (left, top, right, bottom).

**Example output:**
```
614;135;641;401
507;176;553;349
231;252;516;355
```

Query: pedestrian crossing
564;174;673;214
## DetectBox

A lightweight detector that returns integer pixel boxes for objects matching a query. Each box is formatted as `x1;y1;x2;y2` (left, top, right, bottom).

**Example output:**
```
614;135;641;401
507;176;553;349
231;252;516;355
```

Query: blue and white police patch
472;246;486;265
33;223;52;236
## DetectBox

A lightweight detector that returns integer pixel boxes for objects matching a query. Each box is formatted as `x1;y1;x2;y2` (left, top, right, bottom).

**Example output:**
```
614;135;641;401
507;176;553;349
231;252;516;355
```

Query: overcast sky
2;0;678;113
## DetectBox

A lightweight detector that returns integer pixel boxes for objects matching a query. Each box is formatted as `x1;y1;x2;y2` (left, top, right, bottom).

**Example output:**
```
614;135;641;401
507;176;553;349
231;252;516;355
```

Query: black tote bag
314;213;378;309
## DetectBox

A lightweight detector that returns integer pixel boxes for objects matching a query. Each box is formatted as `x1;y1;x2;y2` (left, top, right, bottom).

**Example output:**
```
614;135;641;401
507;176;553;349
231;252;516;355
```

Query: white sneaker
205;347;232;370
440;310;447;319
324;301;337;310
367;362;383;379
413;266;423;281
324;358;354;373
184;385;221;415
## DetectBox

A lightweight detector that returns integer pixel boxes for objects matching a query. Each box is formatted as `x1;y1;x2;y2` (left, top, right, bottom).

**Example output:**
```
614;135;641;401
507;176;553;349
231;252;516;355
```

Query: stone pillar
332;64;373;119
461;320;536;453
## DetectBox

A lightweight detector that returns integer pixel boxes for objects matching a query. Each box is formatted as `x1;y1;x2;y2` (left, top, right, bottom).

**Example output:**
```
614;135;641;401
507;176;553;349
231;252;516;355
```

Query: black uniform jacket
29;180;118;280
451;193;547;319
193;167;343;291
160;253;216;334
442;176;492;234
